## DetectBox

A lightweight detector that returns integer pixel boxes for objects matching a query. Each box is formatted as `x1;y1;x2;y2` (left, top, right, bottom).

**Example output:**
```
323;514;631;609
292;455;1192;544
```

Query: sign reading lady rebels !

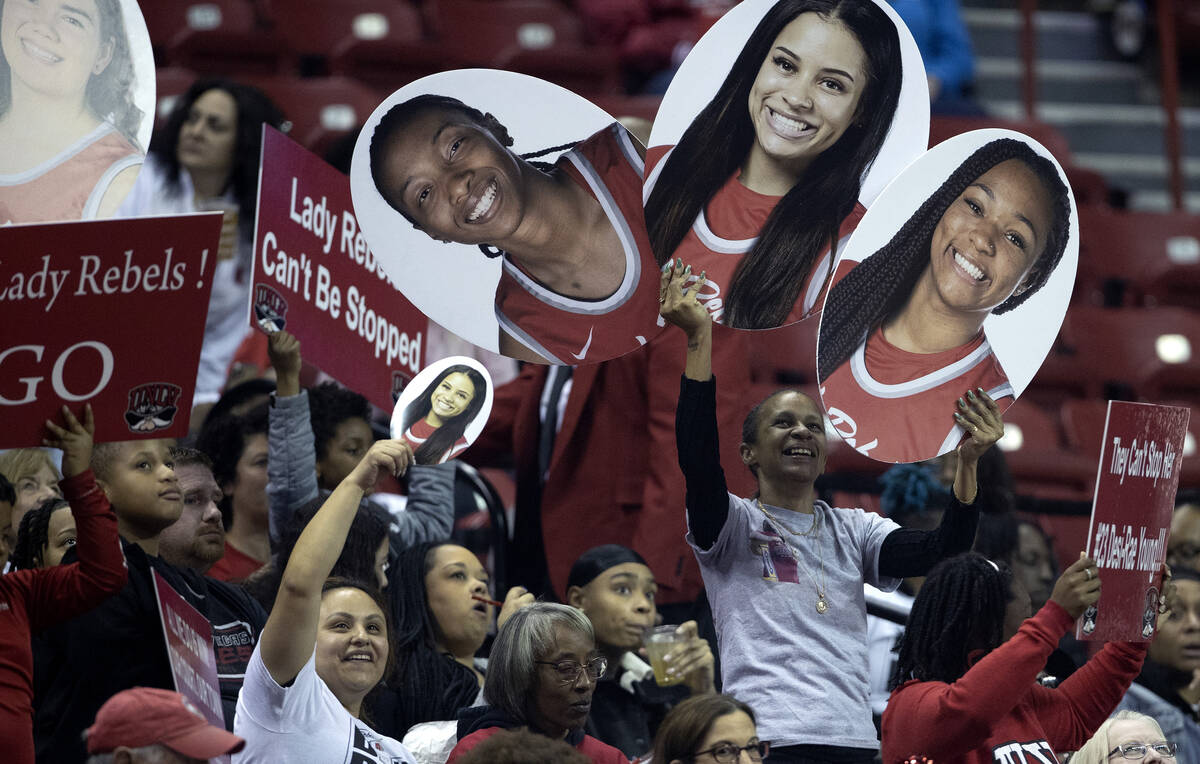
0;214;221;448
252;127;428;411
1079;401;1190;642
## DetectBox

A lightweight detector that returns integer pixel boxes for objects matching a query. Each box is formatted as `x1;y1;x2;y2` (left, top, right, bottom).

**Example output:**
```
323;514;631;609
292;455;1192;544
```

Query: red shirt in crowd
448;726;628;764
0;470;127;764
207;540;265;582
882;600;1147;764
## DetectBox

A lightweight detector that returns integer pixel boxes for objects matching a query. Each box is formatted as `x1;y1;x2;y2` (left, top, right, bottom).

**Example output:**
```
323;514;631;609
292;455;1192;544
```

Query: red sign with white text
251;127;428;410
0;214;220;447
1079;401;1190;641
152;570;225;729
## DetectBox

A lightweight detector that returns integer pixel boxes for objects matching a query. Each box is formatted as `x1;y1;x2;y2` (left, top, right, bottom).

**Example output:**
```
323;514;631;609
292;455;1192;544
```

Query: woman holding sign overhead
659;260;999;763
882;552;1159;764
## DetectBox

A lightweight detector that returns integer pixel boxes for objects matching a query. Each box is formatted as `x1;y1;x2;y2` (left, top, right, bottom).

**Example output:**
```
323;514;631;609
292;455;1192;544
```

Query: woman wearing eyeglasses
447;603;628;764
652;694;769;764
1069;711;1177;763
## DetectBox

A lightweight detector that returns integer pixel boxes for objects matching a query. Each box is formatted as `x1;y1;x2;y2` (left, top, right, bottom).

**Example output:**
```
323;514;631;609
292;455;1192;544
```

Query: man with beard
158;448;226;575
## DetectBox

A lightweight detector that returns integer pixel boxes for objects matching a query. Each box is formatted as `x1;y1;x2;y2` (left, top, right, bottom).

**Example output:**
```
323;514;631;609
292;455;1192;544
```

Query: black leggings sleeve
878;494;980;579
676;375;729;550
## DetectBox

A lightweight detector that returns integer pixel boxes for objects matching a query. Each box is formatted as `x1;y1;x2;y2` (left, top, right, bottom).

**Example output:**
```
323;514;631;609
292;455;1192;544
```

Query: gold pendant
816;597;828;614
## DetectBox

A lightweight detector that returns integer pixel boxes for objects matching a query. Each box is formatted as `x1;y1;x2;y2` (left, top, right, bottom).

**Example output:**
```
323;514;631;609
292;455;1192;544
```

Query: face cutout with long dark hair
389;356;494;465
0;0;154;223
352;69;667;364
816;130;1078;463
642;0;927;330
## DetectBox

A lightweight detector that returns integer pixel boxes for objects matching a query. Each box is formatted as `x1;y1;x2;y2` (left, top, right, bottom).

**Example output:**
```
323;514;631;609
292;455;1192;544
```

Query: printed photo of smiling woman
816;129;1079;464
0;0;154;223
351;69;666;365
391;355;495;466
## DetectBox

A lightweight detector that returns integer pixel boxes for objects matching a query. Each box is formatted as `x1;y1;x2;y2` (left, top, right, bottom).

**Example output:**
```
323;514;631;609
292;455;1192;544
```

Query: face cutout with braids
818;136;1072;384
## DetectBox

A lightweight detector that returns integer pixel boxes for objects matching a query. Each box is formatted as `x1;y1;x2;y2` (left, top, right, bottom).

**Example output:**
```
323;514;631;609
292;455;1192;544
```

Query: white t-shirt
233;643;416;764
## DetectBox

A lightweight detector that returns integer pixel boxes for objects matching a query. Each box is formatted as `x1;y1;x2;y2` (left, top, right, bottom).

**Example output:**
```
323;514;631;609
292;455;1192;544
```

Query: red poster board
0;214;221;447
152;570;225;728
251;127;429;410
1079;401;1191;641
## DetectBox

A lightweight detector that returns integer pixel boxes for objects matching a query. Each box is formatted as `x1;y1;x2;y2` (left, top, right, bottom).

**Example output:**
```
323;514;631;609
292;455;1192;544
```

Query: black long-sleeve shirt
675;375;978;577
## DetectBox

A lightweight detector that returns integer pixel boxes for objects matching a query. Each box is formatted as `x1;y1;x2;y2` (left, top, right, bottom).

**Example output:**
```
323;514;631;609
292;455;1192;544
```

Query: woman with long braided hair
368;92;660;364
883;551;1154;764
817;136;1073;463
642;0;904;329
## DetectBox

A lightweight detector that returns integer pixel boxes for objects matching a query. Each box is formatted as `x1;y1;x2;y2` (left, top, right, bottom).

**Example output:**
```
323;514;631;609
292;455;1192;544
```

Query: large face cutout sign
351;69;666;365
391;356;494;465
640;0;929;330
0;0;154;224
816;129;1079;463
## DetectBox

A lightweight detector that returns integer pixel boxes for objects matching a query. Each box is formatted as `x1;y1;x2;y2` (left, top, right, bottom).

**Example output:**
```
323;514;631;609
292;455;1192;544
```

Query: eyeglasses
692;741;770;763
534;656;608;684
1108;741;1178;759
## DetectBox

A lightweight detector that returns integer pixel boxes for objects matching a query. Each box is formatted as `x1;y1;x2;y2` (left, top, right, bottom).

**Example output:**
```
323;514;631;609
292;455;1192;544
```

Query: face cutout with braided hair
813;131;1076;464
353;71;667;363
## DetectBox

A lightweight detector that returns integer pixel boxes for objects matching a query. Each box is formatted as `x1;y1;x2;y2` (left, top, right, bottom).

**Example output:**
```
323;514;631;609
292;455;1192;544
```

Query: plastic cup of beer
644;625;686;686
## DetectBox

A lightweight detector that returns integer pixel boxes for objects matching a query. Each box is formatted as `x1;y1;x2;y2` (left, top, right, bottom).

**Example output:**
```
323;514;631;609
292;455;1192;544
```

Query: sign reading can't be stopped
1079;400;1191;642
251;127;428;410
0;214;221;447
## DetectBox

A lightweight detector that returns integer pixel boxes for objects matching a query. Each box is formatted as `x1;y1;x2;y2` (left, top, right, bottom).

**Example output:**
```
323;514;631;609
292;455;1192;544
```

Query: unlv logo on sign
253;283;288;332
124;383;182;433
391;371;410;403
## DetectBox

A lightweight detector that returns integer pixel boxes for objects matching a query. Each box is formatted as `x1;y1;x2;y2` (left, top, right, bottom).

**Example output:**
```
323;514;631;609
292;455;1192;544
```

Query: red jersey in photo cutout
494;123;660;364
402;418;470;465
819;259;1015;463
0;124;141;224
644;145;865;327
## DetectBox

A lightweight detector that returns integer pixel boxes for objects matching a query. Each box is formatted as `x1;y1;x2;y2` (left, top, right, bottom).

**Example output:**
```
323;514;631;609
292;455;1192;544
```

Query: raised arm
259;440;412;687
885;555;1102;757
29;405;127;629
879;388;1003;578
266;331;319;546
661;260;727;550
389;461;455;547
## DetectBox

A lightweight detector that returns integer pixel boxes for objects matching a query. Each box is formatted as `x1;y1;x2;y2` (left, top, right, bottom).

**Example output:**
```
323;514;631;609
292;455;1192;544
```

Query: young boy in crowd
158;447;226;576
1;405;127;764
34;433;267;761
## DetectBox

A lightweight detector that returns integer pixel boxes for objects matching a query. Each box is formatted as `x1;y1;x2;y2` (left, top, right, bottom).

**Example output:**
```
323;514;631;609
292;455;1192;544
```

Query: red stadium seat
929;115;1074;165
150;67;199;129
141;0;285;75
1031;306;1200;403
264;0;447;91
1076;206;1200;309
424;0;620;94
243;76;384;158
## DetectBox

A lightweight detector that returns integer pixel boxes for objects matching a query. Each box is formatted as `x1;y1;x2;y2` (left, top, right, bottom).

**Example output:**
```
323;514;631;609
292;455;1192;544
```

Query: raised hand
43;404;95;479
659;258;711;340
346;440;412;493
267;330;302;397
954;388;1004;464
1051;553;1102;620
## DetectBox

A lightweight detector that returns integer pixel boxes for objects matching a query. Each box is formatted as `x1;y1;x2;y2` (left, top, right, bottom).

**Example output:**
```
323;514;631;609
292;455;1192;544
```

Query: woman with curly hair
642;0;903;329
0;0;145;222
817;136;1073;463
399;365;489;465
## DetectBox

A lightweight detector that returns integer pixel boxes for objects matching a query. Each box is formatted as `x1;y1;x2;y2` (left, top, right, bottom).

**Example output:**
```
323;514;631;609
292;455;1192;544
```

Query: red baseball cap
86;687;245;758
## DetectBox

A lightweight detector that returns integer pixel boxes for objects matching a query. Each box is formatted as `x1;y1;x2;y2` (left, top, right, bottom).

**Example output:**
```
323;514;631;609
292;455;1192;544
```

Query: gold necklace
757;499;829;614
